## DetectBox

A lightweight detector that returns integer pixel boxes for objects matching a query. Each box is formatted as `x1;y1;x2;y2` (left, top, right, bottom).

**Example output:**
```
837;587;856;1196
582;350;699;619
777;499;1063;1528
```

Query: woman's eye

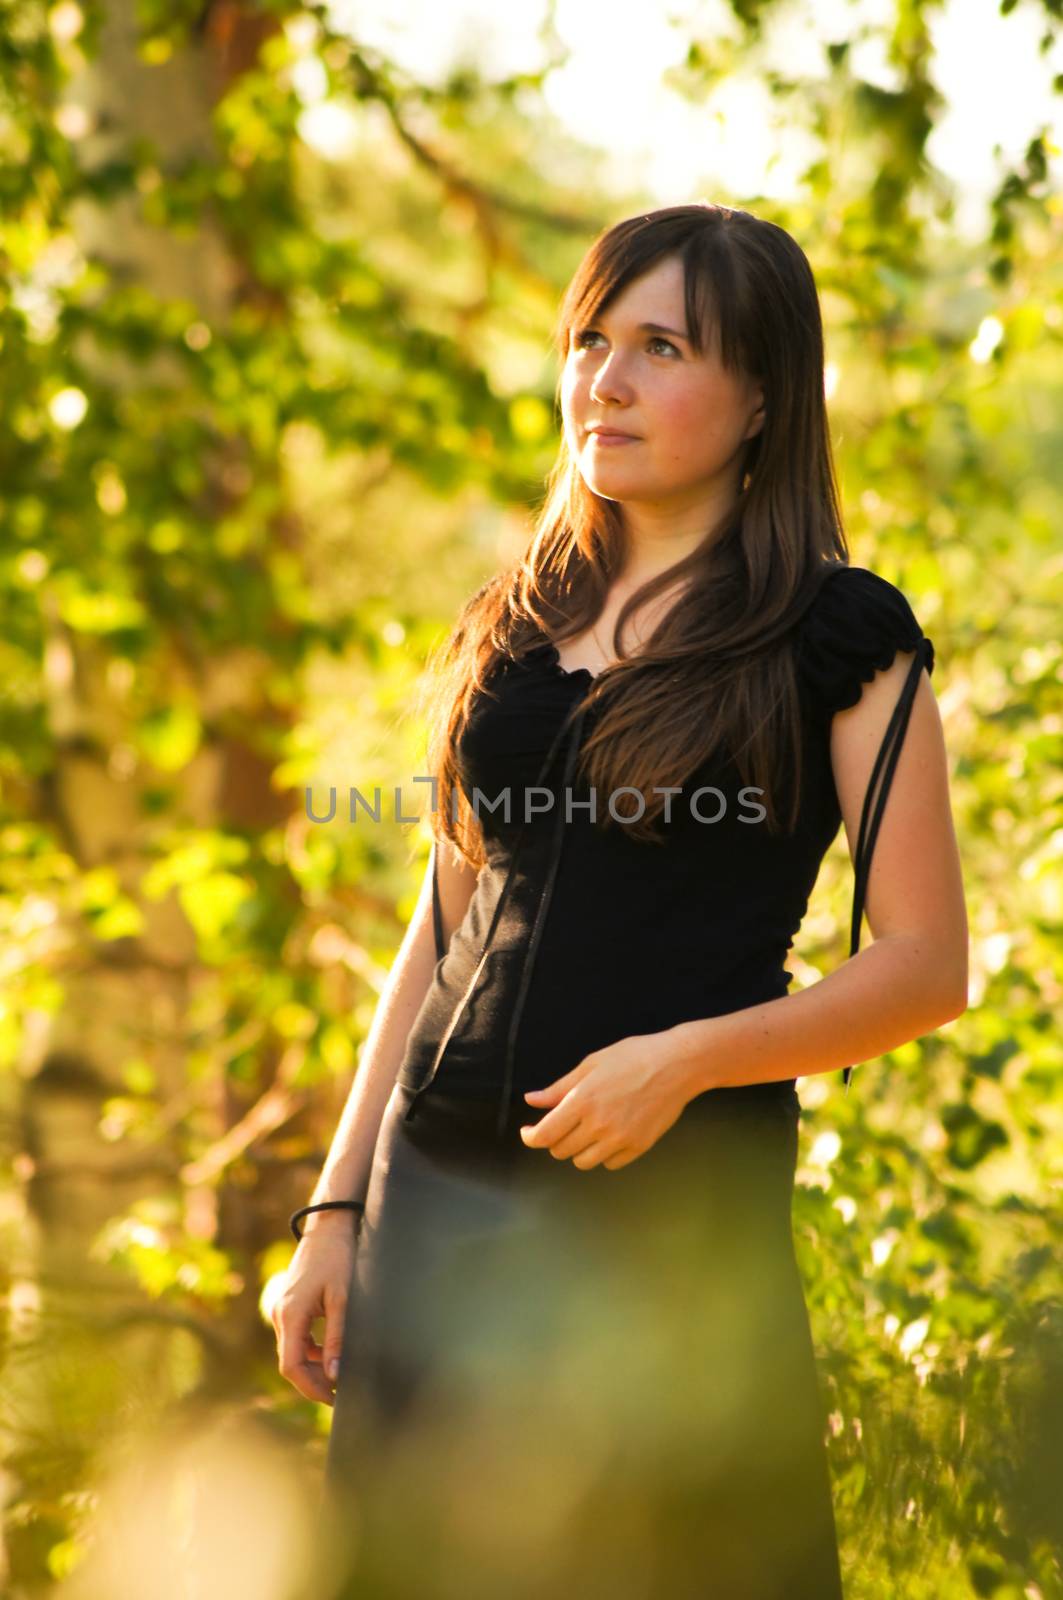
571;329;678;356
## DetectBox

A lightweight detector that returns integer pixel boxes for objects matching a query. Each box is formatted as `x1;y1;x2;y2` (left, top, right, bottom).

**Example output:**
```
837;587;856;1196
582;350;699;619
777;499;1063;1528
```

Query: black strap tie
843;637;929;1091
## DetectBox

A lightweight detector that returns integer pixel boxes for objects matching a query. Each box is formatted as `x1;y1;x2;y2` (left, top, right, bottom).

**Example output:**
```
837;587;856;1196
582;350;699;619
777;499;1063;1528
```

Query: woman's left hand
519;1032;692;1171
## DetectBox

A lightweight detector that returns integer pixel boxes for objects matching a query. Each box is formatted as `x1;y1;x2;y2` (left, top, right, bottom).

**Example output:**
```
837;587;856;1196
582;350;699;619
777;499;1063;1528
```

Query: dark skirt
317;1079;844;1600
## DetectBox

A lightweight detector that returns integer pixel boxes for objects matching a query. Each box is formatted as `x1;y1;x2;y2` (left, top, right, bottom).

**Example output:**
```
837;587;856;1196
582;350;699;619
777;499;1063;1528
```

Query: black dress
320;565;935;1600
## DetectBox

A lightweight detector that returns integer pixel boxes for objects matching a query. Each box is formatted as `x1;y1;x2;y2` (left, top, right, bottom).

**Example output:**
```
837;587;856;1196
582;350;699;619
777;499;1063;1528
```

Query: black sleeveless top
396;565;936;1132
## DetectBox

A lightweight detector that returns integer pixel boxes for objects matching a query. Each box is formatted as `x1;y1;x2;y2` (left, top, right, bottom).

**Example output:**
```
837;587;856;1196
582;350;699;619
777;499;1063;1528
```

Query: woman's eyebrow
638;321;690;341
580;318;691;342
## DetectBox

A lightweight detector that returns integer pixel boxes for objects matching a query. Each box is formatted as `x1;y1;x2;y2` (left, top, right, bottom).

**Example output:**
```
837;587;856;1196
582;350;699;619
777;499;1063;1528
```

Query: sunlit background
302;0;1063;237
2;0;1062;1596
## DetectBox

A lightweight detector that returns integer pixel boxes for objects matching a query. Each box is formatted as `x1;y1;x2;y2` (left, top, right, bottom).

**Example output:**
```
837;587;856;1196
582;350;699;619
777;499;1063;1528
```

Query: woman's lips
588;431;640;446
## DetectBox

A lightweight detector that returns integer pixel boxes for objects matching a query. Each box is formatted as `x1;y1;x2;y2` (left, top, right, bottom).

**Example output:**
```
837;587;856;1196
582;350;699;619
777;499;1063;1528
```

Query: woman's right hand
273;1215;360;1406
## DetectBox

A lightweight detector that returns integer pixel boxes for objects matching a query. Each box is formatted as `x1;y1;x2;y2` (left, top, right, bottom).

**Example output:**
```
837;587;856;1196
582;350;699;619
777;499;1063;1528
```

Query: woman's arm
276;838;480;1403
298;838;479;1236
663;648;969;1094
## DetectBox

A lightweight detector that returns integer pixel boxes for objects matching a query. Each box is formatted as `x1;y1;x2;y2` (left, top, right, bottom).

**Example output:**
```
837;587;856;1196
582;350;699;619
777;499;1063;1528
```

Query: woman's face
560;255;764;519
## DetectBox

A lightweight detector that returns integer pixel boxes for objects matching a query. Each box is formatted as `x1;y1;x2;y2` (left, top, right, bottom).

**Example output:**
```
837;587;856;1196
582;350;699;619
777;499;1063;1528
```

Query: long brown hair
416;203;849;868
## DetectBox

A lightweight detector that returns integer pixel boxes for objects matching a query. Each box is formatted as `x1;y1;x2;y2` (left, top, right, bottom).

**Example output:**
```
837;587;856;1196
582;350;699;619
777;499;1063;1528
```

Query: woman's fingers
274;1235;357;1406
569;1139;612;1170
573;1140;639;1171
541;1118;592;1160
277;1291;338;1406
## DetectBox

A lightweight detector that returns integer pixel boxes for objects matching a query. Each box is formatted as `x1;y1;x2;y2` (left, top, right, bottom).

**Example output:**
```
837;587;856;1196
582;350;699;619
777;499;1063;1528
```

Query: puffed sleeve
797;565;936;718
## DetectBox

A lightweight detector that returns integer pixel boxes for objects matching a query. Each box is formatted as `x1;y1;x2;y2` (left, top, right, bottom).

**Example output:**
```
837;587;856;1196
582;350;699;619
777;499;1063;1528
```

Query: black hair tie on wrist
290;1200;365;1243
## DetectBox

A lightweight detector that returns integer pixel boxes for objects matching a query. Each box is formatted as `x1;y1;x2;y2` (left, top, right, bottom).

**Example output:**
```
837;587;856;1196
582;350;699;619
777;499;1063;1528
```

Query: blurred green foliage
1;0;1062;1596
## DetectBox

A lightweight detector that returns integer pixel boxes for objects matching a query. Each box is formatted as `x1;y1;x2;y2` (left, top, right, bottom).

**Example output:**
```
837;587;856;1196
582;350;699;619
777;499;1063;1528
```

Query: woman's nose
589;361;634;406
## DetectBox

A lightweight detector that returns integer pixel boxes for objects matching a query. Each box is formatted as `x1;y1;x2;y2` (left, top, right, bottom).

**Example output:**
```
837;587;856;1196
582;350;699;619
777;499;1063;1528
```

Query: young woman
276;203;968;1599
